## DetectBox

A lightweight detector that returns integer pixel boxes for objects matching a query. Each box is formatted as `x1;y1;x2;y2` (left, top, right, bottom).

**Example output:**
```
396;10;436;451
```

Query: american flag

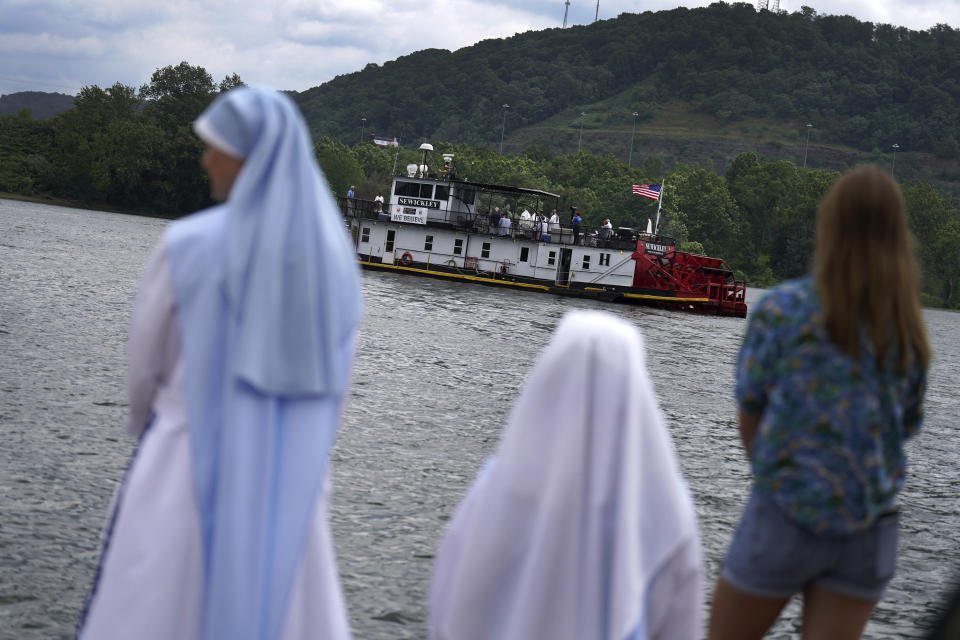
632;183;662;200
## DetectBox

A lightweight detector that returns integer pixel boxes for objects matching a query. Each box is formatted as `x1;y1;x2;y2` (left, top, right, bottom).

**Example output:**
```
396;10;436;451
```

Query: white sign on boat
391;205;428;224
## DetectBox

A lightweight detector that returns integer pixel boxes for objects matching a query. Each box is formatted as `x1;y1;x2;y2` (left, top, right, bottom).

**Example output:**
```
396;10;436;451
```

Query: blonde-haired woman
709;167;930;639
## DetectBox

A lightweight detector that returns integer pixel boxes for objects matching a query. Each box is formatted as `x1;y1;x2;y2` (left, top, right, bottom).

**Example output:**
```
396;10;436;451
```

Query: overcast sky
2;0;957;97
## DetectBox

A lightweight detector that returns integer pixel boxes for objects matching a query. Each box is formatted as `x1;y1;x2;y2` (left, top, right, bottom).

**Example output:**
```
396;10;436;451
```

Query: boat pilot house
337;144;746;317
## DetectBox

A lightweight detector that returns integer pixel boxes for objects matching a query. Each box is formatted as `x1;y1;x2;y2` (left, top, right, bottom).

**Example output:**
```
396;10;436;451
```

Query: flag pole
654;176;665;235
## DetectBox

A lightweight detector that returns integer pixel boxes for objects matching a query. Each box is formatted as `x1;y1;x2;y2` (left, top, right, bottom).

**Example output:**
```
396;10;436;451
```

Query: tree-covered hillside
294;2;960;180
0;91;74;119
0;63;244;215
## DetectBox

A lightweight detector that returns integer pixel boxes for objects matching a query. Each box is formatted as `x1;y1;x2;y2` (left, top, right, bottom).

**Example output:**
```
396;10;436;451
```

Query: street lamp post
802;123;812;168
360;117;366;144
578;112;586;153
391;136;402;175
628;111;639;167
499;104;509;154
892;143;900;177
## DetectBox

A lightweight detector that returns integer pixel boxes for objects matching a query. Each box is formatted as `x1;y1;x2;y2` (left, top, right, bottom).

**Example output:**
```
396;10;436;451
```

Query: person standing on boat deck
345;185;355;215
519;209;534;237
490;207;501;234
374;192;387;220
708;167;929;640
78;87;362;640
429;311;703;640
548;208;561;233
499;211;512;236
571;207;582;245
599;218;614;244
536;212;549;241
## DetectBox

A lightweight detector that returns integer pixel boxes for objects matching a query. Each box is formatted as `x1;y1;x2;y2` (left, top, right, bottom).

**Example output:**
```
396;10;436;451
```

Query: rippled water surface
1;199;959;639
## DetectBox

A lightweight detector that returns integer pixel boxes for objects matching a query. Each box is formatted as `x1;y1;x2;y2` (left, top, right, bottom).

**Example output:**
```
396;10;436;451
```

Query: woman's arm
738;411;762;458
125;242;176;437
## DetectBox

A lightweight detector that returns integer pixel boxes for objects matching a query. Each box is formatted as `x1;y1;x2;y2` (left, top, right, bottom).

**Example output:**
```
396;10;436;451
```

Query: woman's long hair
813;167;930;371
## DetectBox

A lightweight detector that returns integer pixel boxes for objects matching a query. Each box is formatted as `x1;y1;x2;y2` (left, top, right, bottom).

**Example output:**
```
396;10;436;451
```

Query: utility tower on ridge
594;1;600;22
756;0;769;9
771;0;780;11
563;0;571;27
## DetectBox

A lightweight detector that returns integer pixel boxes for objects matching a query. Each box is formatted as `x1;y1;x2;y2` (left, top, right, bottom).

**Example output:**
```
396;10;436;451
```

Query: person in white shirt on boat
519;209;534;235
499;212;512;236
536;212;549;241
78;87;362;640
429;310;703;640
548;208;561;233
599;218;614;243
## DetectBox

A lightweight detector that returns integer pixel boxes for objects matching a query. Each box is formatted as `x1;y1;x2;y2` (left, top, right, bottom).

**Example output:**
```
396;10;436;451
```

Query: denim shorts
721;488;899;602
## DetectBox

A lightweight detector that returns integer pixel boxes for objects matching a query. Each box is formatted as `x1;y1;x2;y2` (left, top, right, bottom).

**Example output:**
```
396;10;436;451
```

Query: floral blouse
736;276;927;535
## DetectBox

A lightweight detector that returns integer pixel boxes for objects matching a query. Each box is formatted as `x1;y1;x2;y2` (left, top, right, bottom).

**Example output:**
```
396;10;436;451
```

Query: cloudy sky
2;0;957;97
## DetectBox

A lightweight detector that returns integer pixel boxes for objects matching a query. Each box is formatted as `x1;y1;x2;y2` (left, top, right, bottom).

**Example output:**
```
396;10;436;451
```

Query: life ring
446;259;456;268
400;252;413;266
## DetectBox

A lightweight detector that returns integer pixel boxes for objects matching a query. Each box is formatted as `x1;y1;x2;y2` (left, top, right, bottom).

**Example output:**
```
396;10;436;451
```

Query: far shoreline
0;192;176;220
3;192;956;314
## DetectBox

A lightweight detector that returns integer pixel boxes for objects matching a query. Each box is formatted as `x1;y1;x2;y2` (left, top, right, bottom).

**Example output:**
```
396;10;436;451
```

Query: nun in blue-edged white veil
429;311;702;640
79;87;362;640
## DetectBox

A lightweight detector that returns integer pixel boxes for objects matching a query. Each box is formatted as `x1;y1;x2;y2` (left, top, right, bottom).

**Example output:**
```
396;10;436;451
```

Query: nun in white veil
79;87;362;640
429;311;702;640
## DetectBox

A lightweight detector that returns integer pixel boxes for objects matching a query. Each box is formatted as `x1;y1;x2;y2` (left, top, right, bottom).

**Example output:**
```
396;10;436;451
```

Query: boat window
457;187;476;206
481;242;491;259
454;238;463;255
582;255;591;270
419;183;433;198
424;235;434;251
548;250;556;266
599;253;610;266
519;247;529;263
394;181;421;197
361;227;370;243
435;185;450;201
386;229;396;252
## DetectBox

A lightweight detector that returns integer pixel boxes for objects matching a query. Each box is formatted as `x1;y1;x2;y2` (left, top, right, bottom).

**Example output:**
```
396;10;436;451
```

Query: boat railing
337;196;382;221
338;196;637;250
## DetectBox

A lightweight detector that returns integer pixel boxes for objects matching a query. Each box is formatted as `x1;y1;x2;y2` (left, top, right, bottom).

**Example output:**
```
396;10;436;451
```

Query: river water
1;199;958;639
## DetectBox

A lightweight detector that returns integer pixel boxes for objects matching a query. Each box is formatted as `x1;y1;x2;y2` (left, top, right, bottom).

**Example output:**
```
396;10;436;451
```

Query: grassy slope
501;91;959;196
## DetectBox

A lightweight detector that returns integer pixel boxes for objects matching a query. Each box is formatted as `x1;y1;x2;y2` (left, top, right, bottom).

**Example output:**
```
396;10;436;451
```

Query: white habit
429;311;702;640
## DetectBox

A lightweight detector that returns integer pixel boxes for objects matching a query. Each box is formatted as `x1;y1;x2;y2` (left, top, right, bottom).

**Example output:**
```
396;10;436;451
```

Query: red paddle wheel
632;236;747;317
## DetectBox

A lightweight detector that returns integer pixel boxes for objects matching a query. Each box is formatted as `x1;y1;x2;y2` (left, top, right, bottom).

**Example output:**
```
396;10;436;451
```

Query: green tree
315;138;365;197
219;73;245;93
768;169;837;278
0;111;56;195
52;83;147;203
140;62;218;132
666;163;739;258
902;181;960;305
727;159;799;264
137;63;244;214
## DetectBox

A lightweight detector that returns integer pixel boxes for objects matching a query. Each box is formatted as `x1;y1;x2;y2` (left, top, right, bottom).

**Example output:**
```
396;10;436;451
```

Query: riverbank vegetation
319;139;960;309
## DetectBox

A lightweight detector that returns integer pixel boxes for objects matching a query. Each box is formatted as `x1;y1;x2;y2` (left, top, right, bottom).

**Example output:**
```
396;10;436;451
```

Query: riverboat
338;145;747;317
